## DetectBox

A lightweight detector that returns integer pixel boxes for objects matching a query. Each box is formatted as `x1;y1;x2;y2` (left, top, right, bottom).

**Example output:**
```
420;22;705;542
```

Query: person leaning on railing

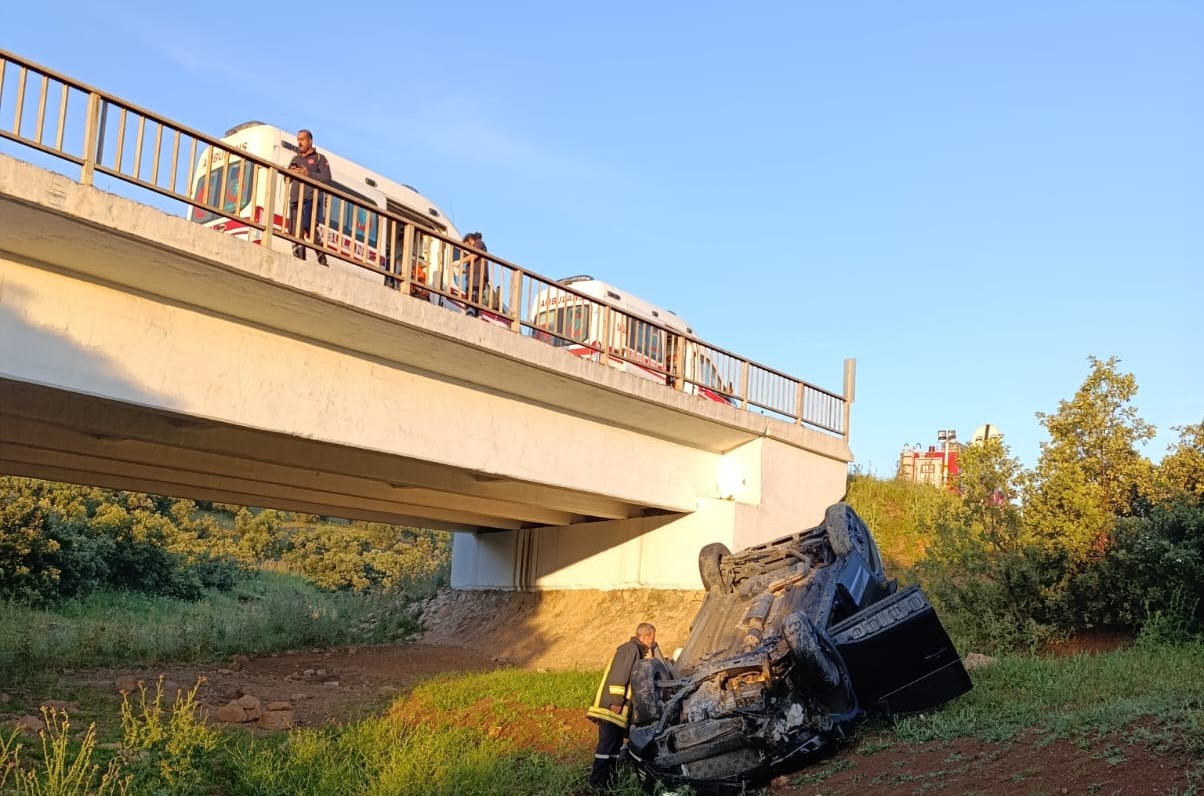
286;128;332;266
461;231;491;311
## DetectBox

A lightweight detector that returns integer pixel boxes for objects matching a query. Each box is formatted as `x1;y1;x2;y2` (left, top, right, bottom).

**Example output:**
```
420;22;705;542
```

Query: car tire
698;542;731;593
630;658;673;726
783;613;841;688
824;503;883;573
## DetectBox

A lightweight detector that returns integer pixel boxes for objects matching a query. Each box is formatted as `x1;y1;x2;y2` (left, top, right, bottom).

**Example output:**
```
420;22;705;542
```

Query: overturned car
626;503;971;793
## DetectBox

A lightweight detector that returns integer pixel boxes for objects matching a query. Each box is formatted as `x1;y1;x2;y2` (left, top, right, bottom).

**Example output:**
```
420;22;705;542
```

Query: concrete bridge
0;153;853;589
0;48;855;590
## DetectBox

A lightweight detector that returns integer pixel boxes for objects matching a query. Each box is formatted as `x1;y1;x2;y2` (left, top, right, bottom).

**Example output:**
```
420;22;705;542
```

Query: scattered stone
16;715;45;734
323;680;340;687
39;699;74;713
230;654;250;670
290;693;309;702
215;702;248;723
258;710;294;730
963;652;998;672
236;695;263;721
769;774;792;791
114;675;138;693
266;701;291;711
347;647;357;655
217;668;234;675
302;668;316;676
315;669;328;677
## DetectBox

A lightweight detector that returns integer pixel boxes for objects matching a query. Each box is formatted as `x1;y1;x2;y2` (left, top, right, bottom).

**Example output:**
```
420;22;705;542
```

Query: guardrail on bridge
0;48;853;438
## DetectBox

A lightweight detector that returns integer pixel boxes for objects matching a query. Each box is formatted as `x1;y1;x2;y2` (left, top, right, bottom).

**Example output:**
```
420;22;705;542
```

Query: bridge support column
450;436;850;590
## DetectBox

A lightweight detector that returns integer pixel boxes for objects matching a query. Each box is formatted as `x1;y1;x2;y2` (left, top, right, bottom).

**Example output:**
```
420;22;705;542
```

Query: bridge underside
0;379;662;531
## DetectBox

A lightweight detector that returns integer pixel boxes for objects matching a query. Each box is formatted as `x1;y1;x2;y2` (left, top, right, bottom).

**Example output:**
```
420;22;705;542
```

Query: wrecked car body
626;503;971;792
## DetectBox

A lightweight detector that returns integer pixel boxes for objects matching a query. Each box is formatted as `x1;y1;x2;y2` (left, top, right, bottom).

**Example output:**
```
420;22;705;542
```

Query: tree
1157;421;1204;501
920;437;1053;650
1025;355;1157;565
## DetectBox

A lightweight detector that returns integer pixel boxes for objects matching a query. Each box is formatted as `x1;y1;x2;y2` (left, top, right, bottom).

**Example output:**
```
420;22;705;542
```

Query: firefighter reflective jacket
587;637;665;729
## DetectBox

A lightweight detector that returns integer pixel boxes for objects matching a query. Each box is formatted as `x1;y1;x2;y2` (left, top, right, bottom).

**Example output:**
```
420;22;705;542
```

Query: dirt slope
417;588;706;669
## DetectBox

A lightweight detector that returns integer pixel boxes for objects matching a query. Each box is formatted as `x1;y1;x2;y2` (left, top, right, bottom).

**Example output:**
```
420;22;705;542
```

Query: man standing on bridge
287;128;332;266
586;622;667;790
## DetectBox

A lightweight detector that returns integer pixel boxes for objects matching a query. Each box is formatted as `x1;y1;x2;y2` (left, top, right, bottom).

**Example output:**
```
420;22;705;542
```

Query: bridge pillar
451;435;849;590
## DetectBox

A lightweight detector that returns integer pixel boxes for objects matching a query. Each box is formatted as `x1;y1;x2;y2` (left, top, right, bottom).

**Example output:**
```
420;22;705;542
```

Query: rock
39;699;74;713
302;668;316;676
315;669;328;677
236;695;263;720
114;675;138;693
16;715;45;734
215;702;248;723
323;680;340;687
266;701;291;711
217;668;234;675
258;710;294;730
290;693;309;702
962;652;998;672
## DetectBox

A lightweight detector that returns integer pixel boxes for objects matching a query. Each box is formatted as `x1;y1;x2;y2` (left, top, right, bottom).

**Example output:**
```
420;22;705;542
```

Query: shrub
1060;498;1204;633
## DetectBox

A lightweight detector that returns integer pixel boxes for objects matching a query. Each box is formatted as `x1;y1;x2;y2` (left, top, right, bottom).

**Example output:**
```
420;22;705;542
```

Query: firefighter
586;622;667;789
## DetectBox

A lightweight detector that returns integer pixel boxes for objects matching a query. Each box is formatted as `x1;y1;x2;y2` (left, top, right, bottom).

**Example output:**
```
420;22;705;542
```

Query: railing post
599;304;611;364
673;336;687;392
261;165;277;246
399;223;414;292
842;357;857;440
80;92;100;185
738;360;749;409
508;268;523;333
794;382;805;425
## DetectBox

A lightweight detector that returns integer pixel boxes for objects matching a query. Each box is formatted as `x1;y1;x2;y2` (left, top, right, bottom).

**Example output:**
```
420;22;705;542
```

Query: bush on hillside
1058;497;1203;632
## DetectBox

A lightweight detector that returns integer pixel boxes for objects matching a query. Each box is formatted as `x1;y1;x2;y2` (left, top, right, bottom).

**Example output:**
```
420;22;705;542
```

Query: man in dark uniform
461;231;490;309
586;622;668;790
287;129;332;265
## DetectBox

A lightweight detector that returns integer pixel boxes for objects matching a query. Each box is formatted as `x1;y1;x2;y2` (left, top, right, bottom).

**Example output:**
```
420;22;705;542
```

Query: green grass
886;640;1204;748
0;571;420;685
845;474;958;572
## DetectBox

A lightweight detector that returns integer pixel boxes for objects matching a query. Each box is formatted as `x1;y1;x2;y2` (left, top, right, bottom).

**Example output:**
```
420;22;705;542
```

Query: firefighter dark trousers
589;721;625;787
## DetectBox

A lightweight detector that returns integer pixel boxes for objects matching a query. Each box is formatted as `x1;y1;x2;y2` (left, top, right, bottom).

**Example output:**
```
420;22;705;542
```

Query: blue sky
4;1;1201;476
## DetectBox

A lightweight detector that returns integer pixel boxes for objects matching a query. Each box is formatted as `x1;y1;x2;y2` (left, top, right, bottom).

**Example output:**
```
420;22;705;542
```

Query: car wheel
698;542;731;592
630;658;673;726
783;613;841;688
824;503;883;573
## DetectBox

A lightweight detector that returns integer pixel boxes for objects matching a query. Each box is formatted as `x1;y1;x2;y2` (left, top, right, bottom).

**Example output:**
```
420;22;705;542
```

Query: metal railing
0;48;853;438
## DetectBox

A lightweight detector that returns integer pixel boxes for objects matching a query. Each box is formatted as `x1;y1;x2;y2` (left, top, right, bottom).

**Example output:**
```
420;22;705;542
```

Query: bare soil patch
60;644;497;730
772;728;1195;796
417;588;705;670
